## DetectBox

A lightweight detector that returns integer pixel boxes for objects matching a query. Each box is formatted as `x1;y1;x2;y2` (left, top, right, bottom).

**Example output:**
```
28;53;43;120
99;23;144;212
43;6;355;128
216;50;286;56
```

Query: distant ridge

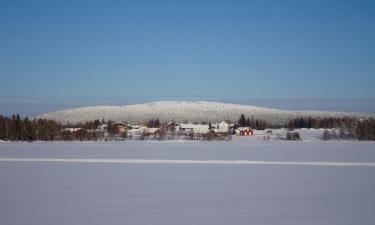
36;101;366;125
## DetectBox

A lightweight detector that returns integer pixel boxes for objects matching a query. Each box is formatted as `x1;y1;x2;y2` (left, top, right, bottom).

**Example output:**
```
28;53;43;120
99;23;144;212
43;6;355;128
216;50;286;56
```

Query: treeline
1;114;375;141
65;119;103;130
238;115;268;130
287;117;375;140
237;115;361;130
0;115;107;141
0;114;61;141
237;114;375;141
287;117;356;130
355;118;375;140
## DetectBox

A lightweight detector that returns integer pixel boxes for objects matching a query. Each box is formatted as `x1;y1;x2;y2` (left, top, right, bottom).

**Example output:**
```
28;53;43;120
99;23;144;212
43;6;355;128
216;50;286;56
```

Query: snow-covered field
1;141;375;225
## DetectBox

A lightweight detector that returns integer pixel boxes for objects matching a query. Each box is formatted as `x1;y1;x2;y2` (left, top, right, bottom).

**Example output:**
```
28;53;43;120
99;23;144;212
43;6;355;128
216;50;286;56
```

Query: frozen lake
1;141;375;225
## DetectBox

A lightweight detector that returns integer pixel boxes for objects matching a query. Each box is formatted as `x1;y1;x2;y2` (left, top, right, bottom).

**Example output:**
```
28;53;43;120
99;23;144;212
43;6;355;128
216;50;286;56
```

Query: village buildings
60;118;262;141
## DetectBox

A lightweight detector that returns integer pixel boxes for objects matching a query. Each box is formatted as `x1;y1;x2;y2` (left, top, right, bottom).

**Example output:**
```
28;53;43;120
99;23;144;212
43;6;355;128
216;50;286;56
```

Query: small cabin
235;127;254;136
212;121;230;132
113;123;132;134
166;121;178;131
61;128;87;140
146;128;163;137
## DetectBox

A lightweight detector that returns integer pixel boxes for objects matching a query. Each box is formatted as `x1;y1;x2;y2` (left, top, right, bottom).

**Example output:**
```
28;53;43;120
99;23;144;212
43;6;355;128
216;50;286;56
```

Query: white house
179;123;210;134
211;121;230;133
217;121;229;132
128;127;162;137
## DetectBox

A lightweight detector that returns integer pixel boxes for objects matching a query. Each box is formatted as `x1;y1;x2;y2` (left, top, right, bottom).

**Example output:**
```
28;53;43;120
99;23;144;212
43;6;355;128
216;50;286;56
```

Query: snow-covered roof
235;127;252;132
127;127;161;135
180;123;209;130
147;128;161;133
62;128;83;132
130;125;148;129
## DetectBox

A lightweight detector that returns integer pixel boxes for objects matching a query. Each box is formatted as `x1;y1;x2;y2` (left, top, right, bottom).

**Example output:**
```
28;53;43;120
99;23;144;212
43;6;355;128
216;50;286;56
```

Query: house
179;123;210;134
211;121;234;133
265;129;272;135
113;122;132;134
235;127;254;136
61;128;87;140
166;121;178;131
128;127;163;138
216;121;230;132
145;128;163;137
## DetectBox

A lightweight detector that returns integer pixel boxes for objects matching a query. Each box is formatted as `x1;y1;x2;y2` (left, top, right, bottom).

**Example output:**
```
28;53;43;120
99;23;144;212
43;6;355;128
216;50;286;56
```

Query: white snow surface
1;141;375;225
36;101;366;124
1;157;375;167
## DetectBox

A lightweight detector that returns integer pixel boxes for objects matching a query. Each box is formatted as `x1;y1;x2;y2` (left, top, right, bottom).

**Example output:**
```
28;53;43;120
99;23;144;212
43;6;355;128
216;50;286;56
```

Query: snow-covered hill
36;101;366;124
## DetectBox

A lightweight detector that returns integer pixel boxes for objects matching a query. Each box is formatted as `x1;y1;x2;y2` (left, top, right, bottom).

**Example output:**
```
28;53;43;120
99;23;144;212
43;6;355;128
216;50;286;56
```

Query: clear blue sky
0;0;375;115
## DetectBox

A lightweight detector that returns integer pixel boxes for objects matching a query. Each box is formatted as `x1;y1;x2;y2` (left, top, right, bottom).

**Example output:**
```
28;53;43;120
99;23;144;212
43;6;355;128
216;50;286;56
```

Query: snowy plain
1;139;375;225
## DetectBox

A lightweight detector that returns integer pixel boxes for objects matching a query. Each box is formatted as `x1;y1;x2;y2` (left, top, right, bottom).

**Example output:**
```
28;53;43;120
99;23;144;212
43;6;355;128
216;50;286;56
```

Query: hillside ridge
37;101;365;124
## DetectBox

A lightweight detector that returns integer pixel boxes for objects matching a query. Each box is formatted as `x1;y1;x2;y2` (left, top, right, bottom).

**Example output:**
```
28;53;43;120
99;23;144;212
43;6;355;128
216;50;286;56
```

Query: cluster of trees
147;118;161;128
355;118;375;140
0;114;61;141
238;115;268;130
287;116;375;141
238;115;358;131
66;119;104;130
286;132;301;141
287;117;356;130
0;115;107;141
237;114;375;141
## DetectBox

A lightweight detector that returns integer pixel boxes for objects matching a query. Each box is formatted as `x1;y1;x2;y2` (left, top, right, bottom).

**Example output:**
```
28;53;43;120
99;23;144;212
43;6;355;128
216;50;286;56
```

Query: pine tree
0;115;6;140
238;114;246;127
245;118;250;127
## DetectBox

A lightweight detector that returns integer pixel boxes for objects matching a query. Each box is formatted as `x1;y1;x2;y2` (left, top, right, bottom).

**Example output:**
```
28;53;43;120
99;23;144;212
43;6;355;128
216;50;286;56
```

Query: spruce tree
238;114;246;126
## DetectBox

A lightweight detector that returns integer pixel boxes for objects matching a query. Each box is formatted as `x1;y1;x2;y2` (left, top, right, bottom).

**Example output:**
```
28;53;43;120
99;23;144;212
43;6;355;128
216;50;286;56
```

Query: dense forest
0;114;61;141
0;114;374;141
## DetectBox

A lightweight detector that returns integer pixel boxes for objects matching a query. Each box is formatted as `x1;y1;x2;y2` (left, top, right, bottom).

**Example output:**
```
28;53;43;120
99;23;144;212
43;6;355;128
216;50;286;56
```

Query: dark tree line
1;114;374;141
0;114;61;141
355;118;375;140
71;119;102;130
147;118;160;128
0;115;108;141
287;117;357;130
238;114;268;130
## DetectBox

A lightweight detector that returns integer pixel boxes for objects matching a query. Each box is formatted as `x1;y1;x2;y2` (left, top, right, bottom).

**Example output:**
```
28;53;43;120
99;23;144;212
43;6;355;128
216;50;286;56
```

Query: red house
235;127;254;136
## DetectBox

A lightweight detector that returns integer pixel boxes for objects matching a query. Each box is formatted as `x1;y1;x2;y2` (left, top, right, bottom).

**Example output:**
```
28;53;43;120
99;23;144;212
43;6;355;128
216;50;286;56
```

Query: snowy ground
1;140;375;225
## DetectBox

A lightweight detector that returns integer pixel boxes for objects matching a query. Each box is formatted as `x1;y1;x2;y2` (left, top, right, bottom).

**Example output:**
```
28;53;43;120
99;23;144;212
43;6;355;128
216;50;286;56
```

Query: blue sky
0;0;375;115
